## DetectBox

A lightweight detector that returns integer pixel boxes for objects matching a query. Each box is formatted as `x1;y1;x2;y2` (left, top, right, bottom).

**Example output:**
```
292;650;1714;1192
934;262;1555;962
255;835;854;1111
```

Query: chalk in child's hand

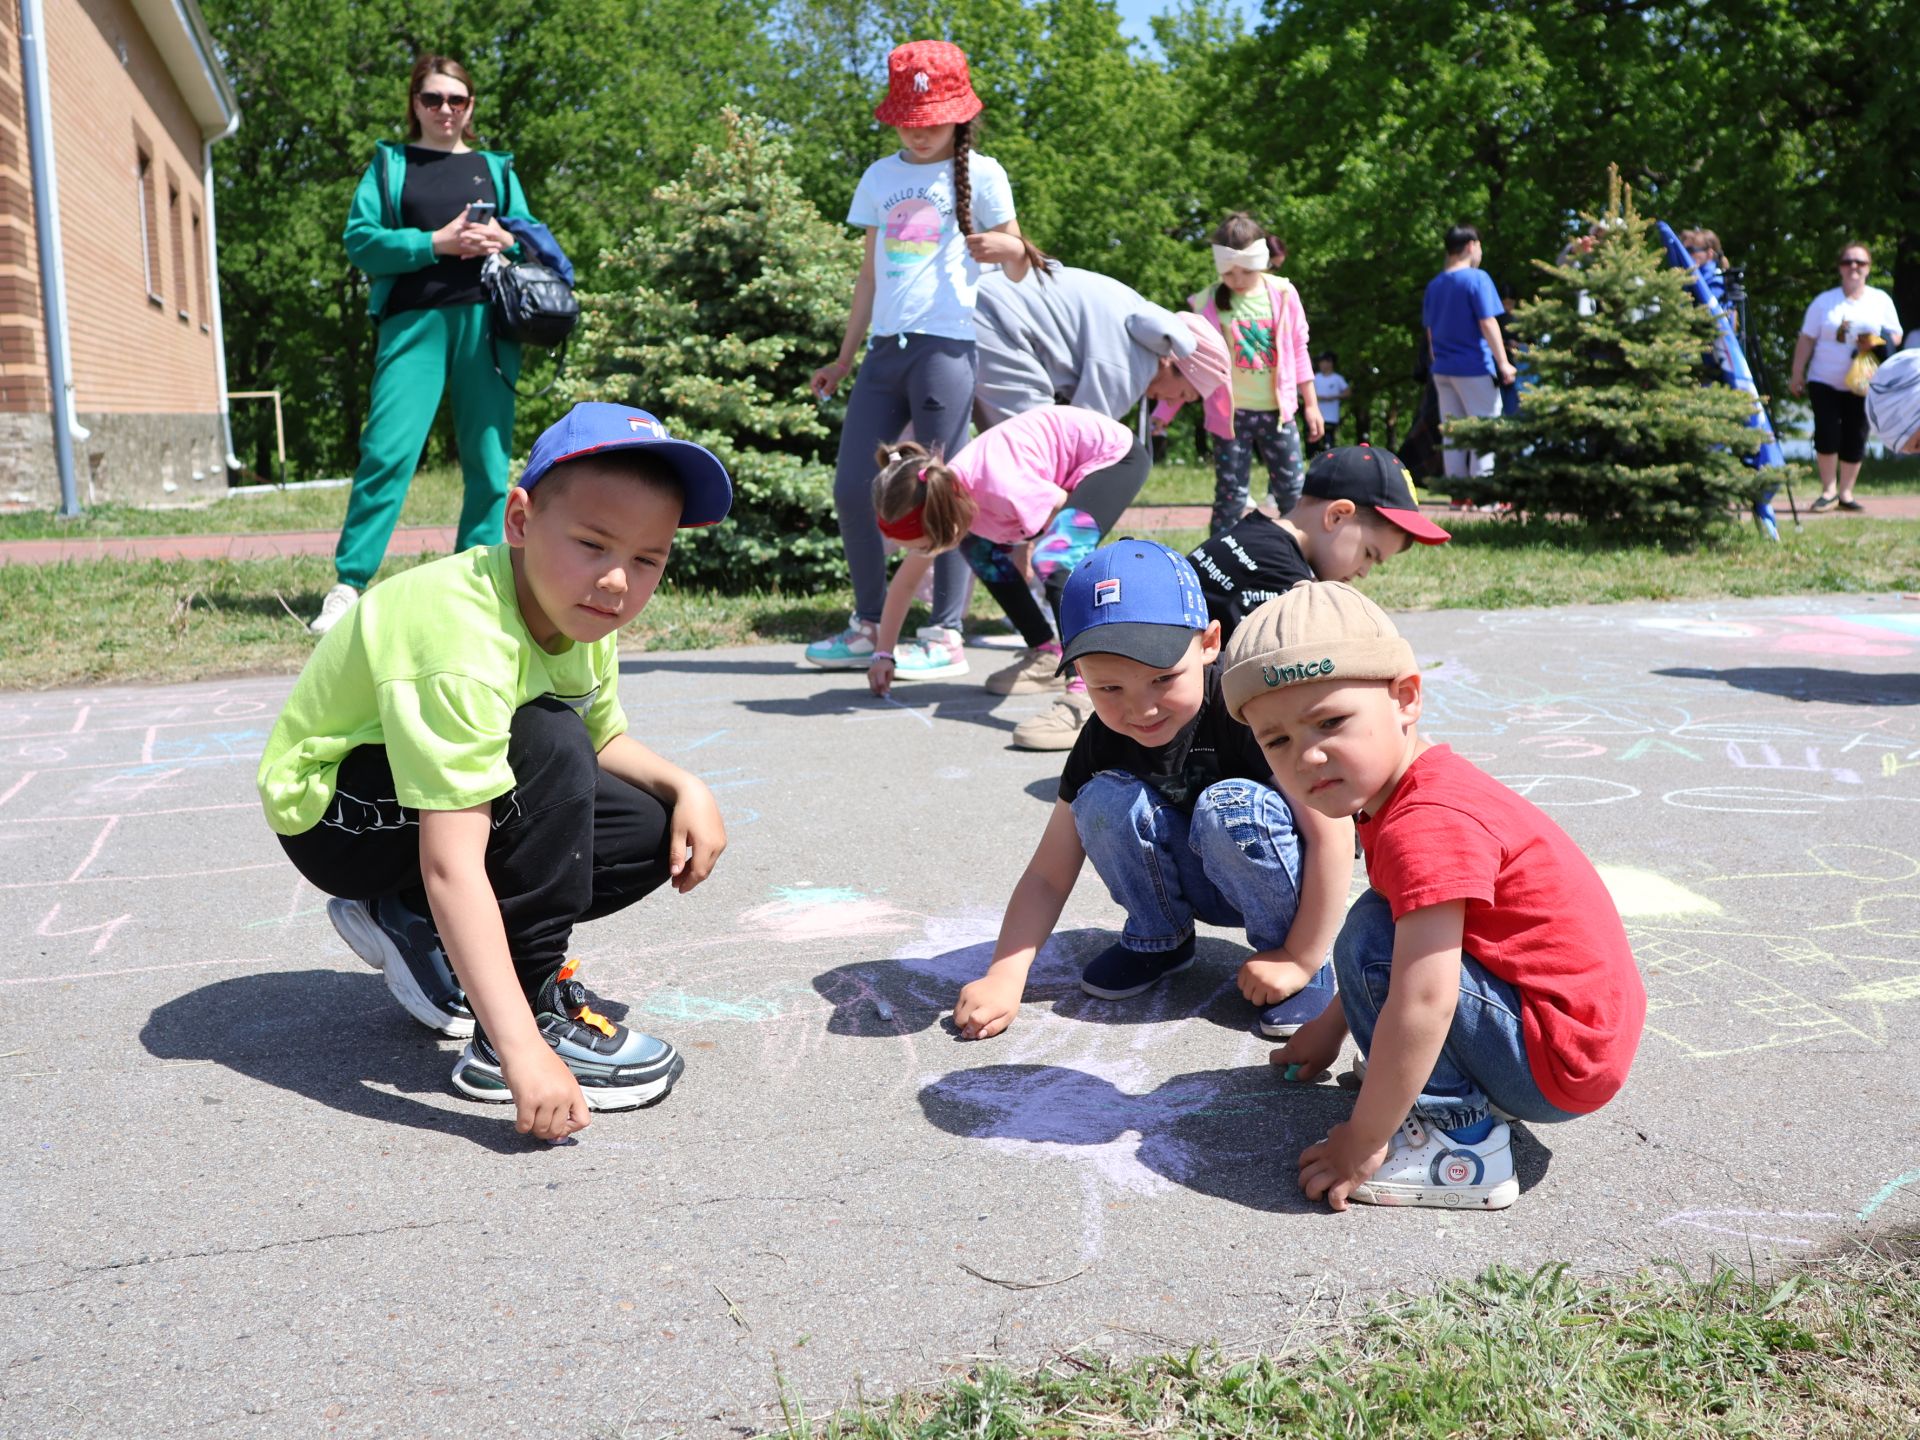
1283;1064;1302;1081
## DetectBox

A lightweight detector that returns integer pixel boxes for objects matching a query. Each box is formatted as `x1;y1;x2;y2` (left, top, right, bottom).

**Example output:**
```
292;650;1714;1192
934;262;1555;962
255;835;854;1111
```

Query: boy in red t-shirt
1222;582;1646;1210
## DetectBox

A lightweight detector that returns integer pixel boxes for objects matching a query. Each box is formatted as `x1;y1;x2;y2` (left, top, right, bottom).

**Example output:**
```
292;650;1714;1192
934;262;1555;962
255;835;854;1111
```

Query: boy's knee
1071;771;1154;844
1189;780;1295;855
506;698;598;796
1333;890;1395;978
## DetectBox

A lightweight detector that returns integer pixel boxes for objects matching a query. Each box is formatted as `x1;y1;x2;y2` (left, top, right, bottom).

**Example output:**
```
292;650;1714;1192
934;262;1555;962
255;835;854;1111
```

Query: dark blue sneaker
328;894;474;1037
1079;935;1197;1000
1256;960;1336;1038
450;959;683;1111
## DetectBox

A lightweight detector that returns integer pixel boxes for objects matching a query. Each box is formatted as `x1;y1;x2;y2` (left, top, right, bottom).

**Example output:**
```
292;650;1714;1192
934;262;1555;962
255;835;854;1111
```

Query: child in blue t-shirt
258;404;733;1142
1422;224;1517;486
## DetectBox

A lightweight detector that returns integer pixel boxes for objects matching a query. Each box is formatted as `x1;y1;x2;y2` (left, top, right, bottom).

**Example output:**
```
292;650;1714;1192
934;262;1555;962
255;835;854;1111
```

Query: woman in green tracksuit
312;53;536;635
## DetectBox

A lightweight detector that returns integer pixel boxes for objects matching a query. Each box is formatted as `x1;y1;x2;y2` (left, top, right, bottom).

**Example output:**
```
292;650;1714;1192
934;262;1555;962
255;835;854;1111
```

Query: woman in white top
1789;242;1904;510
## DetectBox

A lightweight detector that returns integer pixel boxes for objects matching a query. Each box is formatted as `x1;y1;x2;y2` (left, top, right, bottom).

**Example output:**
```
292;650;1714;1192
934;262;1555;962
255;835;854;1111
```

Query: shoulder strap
375;146;396;229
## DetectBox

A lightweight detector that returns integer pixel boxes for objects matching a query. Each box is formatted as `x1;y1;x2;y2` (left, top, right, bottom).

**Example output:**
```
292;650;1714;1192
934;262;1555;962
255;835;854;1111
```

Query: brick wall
0;6;49;416
49;0;221;416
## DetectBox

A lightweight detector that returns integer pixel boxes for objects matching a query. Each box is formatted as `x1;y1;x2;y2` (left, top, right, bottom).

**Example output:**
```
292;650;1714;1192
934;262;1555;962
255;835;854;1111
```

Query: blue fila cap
519;402;733;528
1058;538;1210;672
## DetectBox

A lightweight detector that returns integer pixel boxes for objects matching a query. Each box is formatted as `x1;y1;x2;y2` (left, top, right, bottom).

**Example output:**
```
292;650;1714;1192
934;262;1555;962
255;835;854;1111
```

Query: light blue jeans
1333;889;1581;1130
1070;773;1304;954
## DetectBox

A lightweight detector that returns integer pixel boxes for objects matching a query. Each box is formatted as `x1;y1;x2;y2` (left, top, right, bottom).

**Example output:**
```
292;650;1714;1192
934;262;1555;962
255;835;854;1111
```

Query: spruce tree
1449;167;1770;539
562;110;857;592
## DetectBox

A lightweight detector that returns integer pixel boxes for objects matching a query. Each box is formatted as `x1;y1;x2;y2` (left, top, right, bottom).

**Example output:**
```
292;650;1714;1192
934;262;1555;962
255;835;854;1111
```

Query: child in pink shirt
866;405;1149;751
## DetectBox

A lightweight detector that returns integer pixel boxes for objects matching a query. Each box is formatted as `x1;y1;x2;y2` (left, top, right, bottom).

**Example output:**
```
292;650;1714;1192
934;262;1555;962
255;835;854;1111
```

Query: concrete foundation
0;408;229;508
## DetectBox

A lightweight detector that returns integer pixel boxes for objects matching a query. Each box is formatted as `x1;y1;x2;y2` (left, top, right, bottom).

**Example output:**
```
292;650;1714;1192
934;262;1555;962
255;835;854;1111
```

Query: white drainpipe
202;116;241;471
17;0;86;514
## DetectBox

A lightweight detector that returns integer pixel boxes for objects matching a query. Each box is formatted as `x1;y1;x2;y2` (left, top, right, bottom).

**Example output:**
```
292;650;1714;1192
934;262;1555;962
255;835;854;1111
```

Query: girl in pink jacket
1155;213;1324;535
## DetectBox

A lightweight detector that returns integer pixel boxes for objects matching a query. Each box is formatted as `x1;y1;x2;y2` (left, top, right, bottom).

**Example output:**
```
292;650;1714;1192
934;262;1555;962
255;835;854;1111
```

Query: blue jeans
1333;890;1580;1130
1070;773;1303;954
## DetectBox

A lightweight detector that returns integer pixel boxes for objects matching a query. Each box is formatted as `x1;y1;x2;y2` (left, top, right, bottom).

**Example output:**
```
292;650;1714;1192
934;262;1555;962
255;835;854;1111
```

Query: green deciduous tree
560;111;857;593
1448;168;1767;538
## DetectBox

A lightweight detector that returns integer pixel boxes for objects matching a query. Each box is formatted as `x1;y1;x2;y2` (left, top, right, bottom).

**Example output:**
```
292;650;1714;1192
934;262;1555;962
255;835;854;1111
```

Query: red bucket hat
873;40;983;128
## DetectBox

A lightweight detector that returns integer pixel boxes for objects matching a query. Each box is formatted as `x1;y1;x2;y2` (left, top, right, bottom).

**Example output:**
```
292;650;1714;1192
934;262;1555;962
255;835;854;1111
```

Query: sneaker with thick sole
1079;934;1197;1000
985;644;1066;696
309;582;360;636
1255;960;1337;1038
328;894;473;1037
891;625;969;681
1012;688;1094;750
805;615;879;669
450;959;683;1111
1350;1115;1519;1210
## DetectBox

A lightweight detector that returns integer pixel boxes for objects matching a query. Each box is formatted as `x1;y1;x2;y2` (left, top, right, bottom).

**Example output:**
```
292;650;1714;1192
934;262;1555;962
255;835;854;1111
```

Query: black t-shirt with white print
1187;512;1316;642
1057;664;1273;816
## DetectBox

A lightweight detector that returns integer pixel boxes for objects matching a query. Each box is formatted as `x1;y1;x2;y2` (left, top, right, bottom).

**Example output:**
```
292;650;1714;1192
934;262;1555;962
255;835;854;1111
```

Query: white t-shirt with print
847;150;1015;342
1801;285;1905;389
1313;371;1349;424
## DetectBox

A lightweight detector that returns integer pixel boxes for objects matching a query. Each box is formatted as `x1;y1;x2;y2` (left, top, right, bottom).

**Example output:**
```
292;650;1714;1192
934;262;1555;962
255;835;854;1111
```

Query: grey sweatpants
1432;372;1502;480
833;334;977;627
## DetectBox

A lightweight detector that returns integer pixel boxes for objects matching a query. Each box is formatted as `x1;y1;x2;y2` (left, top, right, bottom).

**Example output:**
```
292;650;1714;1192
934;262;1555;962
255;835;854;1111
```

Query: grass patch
4;511;1916;690
768;1238;1920;1438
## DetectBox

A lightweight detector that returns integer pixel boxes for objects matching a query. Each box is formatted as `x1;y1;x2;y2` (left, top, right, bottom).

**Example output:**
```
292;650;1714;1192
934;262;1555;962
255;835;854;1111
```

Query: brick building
2;0;238;508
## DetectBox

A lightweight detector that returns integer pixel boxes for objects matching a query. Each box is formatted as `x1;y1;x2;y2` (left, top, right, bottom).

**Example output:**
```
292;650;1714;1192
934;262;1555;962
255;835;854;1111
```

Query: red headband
876;506;928;541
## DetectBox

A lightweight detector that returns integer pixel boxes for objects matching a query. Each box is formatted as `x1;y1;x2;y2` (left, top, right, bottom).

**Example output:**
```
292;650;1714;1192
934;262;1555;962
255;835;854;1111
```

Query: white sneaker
984;644;1066;696
893;624;969;681
805;615;878;669
1350;1115;1519;1210
1011;688;1094;751
309;583;360;635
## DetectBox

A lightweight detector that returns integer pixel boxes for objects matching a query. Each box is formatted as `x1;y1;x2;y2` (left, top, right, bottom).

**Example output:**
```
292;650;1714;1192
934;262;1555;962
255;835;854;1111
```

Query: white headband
1212;240;1269;276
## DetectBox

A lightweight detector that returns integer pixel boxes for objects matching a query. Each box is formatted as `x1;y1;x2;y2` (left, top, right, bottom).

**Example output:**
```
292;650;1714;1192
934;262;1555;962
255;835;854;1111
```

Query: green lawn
767;1240;1919;1439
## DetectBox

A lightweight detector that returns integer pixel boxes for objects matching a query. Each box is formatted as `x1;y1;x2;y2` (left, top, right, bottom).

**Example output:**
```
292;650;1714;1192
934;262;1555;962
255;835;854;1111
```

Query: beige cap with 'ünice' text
1221;581;1418;723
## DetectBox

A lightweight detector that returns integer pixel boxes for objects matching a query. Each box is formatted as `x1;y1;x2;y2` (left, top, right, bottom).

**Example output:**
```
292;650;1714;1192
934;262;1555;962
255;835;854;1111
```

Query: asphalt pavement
4;593;1918;1436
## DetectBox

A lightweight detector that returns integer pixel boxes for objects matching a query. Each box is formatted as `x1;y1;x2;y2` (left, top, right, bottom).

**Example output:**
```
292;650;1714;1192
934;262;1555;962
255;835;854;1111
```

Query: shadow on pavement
1657;666;1920;706
918;1062;1555;1212
140;968;533;1153
812;929;1266;1038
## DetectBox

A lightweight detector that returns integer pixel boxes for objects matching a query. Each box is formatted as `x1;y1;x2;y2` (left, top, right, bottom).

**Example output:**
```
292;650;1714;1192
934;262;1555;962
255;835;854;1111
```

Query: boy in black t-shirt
1188;445;1451;640
955;541;1355;1040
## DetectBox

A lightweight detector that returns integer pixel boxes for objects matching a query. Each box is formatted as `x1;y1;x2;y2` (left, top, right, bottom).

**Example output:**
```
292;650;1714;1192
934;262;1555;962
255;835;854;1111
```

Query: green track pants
335;303;521;589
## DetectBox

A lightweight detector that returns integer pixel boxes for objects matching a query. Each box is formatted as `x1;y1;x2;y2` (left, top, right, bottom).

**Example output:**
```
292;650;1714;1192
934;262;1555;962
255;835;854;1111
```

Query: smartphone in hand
466;200;496;225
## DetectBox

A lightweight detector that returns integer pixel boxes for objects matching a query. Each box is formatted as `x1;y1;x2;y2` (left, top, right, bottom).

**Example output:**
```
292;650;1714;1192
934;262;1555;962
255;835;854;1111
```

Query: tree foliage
560;112;855;593
1448;168;1766;538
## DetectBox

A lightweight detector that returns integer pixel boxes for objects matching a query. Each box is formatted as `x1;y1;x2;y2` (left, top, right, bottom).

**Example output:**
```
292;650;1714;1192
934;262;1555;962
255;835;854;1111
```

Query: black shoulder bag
482;158;578;396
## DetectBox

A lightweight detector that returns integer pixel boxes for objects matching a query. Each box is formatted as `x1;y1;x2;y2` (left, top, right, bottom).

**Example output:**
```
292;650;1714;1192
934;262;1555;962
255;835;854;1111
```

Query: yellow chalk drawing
1599;865;1722;918
1837;974;1920;1005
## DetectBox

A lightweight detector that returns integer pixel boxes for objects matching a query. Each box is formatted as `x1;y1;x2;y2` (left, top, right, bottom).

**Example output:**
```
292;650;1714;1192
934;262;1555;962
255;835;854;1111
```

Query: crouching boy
256;403;733;1142
955;540;1354;1041
1224;582;1646;1210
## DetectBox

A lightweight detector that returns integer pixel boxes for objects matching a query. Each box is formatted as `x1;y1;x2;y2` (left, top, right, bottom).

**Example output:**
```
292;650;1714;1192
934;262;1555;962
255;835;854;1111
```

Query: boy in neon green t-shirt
258;403;732;1142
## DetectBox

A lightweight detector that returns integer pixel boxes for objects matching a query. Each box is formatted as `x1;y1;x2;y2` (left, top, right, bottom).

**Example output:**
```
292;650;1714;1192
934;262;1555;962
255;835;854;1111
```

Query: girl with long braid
807;41;1026;679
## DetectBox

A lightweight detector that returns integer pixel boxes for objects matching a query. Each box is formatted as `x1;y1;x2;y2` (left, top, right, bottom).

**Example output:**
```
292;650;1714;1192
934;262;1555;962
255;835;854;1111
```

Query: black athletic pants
278;697;674;997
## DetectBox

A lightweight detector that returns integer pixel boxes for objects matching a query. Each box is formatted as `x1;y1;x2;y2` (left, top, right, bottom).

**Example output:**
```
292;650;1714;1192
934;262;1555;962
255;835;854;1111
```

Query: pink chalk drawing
740;886;917;944
1658;1207;1846;1248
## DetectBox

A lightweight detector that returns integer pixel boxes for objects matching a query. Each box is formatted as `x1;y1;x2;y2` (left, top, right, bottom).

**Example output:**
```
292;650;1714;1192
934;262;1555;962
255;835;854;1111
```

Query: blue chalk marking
772;886;865;906
642;990;784;1024
1859;1168;1920;1220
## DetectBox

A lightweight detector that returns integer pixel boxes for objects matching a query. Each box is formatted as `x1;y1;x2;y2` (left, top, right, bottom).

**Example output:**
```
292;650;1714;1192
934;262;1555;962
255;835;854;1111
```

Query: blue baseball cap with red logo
519;402;733;528
1059;539;1211;672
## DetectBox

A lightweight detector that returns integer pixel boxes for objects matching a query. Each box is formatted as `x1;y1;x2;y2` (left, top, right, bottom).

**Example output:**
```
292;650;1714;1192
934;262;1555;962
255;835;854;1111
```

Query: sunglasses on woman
416;91;471;111
1840;257;1870;268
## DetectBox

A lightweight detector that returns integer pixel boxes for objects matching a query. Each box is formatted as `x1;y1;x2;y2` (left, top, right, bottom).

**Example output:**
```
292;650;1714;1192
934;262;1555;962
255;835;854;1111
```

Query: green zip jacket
343;139;534;320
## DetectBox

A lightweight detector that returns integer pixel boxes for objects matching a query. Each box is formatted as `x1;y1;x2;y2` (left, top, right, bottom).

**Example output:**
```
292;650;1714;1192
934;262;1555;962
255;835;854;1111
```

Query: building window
136;145;161;303
167;172;188;320
191;204;209;331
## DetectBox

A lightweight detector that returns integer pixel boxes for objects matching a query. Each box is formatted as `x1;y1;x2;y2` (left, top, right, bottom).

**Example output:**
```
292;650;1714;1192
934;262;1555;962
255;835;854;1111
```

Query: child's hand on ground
503;1045;591;1142
669;780;727;893
1298;1121;1389;1212
1236;951;1315;1006
868;657;895;698
1269;1008;1345;1083
954;973;1022;1040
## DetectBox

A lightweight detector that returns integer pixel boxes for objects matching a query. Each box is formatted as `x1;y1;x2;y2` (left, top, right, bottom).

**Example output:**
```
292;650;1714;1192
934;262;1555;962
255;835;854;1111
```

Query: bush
1449;167;1773;541
561;111;858;592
